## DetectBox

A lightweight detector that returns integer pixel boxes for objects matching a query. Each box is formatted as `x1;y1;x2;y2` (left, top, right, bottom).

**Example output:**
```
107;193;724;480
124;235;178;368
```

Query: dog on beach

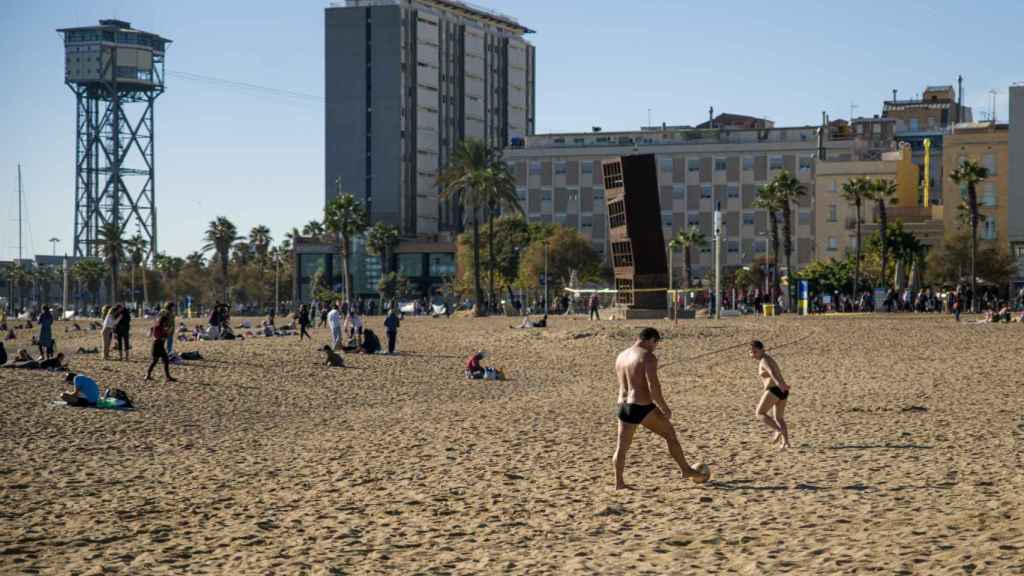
320;345;344;367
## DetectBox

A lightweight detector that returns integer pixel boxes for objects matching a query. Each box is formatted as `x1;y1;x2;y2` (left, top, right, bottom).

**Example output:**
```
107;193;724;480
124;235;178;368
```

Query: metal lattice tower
58;19;171;262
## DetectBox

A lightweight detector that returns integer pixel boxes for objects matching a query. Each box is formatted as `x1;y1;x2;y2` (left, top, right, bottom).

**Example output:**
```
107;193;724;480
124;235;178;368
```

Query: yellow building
941;122;1009;249
813;145;941;259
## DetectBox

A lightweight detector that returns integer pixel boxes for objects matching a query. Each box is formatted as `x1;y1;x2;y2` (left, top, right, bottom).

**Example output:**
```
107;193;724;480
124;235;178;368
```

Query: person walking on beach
114;304;131;361
750;340;790;449
37;305;55;360
327;303;342;350
589;293;601;320
612;327;710;489
164;302;177;356
384;307;400;354
101;305;115;360
145;311;177;382
297;304;311;340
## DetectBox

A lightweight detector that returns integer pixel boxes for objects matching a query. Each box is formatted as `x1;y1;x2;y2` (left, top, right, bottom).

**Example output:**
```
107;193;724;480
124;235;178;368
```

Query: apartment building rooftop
333;0;533;33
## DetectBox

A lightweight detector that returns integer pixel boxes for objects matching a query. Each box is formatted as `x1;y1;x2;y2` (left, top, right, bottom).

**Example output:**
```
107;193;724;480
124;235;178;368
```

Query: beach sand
1;313;1022;574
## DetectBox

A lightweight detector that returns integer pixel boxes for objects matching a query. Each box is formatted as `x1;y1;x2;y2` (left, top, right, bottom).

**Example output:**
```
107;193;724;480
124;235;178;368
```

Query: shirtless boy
750;340;791;449
612;327;710;489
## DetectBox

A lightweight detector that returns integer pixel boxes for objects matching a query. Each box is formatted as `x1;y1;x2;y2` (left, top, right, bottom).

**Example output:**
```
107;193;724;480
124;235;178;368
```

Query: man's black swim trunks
617;403;656;424
768;386;789;400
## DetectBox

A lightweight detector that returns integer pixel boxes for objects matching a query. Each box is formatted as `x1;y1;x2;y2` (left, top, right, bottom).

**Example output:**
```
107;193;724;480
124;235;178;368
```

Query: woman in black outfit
114;304;131;361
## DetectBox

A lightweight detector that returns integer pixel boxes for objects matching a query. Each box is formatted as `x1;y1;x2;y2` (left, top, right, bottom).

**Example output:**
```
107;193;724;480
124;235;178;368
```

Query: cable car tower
58;19;171;262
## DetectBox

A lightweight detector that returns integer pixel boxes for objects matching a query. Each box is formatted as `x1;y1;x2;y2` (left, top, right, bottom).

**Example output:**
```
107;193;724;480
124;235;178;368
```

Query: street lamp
49;237;60;257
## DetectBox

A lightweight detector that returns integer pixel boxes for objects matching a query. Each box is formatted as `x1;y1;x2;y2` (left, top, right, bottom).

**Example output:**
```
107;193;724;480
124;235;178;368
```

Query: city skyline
3;0;1023;261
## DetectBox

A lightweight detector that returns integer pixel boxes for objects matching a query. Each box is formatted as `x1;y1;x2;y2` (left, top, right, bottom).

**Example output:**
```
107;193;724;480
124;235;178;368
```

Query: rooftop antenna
957;75;964;123
709;106;714;127
850;102;859;120
892;89;897;102
989;89;998;123
17;164;23;262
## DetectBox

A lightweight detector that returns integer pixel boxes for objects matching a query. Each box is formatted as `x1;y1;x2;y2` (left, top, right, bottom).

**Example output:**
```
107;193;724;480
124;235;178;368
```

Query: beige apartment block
942;122;1010;249
812;146;945;260
501;119;900;280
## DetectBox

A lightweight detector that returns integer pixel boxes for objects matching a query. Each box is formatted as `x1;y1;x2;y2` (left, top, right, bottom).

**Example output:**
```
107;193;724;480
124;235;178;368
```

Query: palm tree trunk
879;200;888;289
683;245;692;289
769;213;780;299
221;253;229;303
969;185;979;313
782;203;794;310
341;234;353;307
488;204;496;313
472;212;483;316
854;201;862;299
141;265;149;310
111;260;120;304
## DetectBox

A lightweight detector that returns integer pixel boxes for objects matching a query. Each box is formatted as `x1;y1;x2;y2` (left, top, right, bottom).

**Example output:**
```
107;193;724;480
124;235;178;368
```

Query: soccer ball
693;463;711;484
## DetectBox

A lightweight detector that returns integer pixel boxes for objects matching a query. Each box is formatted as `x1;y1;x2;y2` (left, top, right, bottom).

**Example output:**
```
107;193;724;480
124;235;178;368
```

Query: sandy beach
1;313;1022;574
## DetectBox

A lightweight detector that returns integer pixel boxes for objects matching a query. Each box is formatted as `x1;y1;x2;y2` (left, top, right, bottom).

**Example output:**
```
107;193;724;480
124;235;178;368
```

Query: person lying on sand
465;351;487;379
613;327;710;489
750;340;791;449
60;371;100;407
4;348;39;369
515;314;548;329
320;345;345;367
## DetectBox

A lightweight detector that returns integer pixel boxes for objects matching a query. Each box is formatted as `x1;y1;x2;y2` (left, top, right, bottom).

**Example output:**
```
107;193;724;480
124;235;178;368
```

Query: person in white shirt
326;303;342;350
342;311;363;346
101;306;116;360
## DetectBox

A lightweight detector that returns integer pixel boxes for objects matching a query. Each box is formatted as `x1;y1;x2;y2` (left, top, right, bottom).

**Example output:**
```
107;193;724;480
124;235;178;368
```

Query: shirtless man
613;327;710;489
750;340;791;449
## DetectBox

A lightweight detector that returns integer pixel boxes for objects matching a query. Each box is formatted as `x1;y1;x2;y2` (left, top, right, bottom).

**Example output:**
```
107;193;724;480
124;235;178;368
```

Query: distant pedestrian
327;303;342;350
37;305;55;360
297;304;311;340
164;302;177;356
101;305;115;360
384;307;400;354
145;311;176;382
589;293;601;320
114;304;131;361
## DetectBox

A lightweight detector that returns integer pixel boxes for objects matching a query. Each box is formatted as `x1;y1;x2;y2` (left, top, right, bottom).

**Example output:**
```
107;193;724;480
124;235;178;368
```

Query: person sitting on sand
356;329;381;354
320;345;345;367
465;351;487;379
612;327;710;489
0;341;6;366
516;314;548;329
5;328;15;341
750;340;791;450
38;352;67;371
60;372;100;407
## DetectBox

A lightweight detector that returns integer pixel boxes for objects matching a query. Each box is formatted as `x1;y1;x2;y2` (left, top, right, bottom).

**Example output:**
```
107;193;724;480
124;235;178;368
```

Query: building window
982;219;997;241
828;204;838;222
982;183;997;207
830;179;837;193
983;153;996;175
397;254;424;277
701;184;712;199
428;253;455;276
554;161;567;175
799;156;812;172
687;214;699;227
529;161;542;175
742;157;753;171
660;158;673;172
727;240;739;253
909;118;919;131
727;184;739;198
662;213;673;228
541;189;552;201
581;161;593;174
798;211;811;225
743;212;755;225
714;158;727;172
594;189;604;203
687;158;700;173
827;237;838;251
672;186;686;200
769;155;784;170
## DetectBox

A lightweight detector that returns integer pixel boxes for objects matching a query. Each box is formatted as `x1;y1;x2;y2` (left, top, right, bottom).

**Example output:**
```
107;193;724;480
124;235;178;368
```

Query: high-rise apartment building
1009;85;1024;288
325;0;534;237
942;122;1010;248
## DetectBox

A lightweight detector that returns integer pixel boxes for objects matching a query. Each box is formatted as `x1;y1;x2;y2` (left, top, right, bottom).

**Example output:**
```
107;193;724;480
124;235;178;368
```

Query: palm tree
840;176;872;297
669;226;708;290
155;253;185;304
185;251;207;269
8;264;31;311
202;217;239;303
72;259;107;309
772;170;806;309
868;179;898;289
366;222;400;276
124;234;149;312
97;222;125;304
754;182;783;299
302;220;327;241
949;159;989;313
249;225;273;310
323;180;369;306
437;138;491;315
482;158;523;310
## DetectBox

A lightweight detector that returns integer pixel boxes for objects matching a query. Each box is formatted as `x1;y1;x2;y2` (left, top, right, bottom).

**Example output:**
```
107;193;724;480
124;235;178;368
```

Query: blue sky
3;0;1022;260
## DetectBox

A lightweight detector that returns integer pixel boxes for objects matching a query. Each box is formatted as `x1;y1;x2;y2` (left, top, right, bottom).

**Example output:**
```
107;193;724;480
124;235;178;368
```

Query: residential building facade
1009;85;1024;288
941;122;1009;249
503;119;895;282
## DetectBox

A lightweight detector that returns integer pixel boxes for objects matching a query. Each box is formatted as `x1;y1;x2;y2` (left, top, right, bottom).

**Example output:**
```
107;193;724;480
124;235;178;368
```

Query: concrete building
941;122;1009;250
1009;85;1024;289
813;145;944;259
324;0;534;298
502;117;893;282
